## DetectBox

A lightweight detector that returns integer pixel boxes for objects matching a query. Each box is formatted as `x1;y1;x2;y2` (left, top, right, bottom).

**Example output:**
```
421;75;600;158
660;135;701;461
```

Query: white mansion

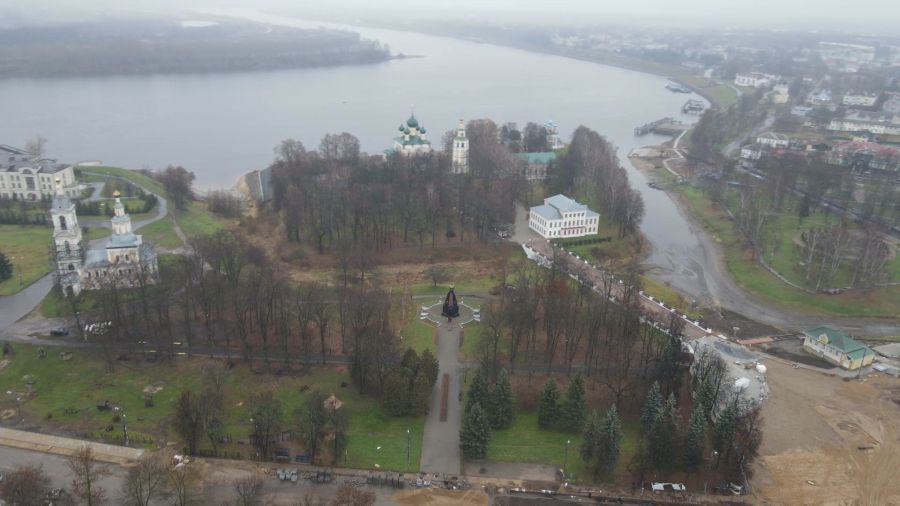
51;179;158;296
1;144;78;200
528;194;599;239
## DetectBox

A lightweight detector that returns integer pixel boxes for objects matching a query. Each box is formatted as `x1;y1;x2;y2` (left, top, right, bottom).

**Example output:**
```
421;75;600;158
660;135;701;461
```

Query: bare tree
121;454;168;506
232;474;265;506
68;445;110;506
168;463;200;506
24;135;47;158
0;463;51;505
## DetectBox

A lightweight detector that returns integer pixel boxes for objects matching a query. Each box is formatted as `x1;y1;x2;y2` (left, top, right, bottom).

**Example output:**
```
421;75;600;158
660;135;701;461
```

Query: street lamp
563;439;571;479
406;428;411;472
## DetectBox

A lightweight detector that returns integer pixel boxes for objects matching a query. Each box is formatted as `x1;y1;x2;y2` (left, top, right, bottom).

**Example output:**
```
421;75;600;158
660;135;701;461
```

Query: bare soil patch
393;487;488;505
753;359;900;505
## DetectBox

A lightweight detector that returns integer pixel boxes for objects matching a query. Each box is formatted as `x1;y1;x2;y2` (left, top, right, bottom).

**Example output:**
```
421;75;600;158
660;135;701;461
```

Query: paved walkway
0;427;144;464
419;320;463;476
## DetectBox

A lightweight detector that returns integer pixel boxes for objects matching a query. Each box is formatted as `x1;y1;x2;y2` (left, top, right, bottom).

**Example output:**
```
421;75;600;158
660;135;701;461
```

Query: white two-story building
528;194;599;239
1;144;78;200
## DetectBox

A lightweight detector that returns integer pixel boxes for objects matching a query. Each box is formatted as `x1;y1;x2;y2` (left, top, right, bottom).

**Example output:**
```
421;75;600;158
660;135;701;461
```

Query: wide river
0;11;713;301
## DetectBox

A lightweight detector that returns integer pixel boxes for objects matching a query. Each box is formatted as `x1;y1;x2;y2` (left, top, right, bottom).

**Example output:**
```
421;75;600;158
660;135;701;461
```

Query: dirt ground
752;359;900;505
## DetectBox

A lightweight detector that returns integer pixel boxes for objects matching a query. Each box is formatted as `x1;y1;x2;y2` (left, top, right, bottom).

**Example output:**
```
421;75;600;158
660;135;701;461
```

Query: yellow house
802;326;875;370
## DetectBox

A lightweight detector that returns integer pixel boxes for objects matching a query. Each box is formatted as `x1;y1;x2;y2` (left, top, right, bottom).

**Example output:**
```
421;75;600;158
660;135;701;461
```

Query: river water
0;11;710;300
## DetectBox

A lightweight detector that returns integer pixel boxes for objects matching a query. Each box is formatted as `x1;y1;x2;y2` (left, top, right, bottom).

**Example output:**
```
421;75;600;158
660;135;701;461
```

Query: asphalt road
419;313;463;476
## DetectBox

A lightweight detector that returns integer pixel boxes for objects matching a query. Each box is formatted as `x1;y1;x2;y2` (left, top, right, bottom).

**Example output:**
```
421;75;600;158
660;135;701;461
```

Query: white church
387;114;469;175
51;178;158;296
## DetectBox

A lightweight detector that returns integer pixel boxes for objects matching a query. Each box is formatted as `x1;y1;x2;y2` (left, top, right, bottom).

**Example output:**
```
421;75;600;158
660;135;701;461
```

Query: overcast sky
5;0;900;32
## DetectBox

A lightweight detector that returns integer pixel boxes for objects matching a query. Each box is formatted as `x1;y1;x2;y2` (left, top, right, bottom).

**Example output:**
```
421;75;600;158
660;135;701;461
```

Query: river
0;10;712;302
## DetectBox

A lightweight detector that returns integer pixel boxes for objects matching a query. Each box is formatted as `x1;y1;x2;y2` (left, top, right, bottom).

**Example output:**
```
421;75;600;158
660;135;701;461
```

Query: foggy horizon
4;0;900;34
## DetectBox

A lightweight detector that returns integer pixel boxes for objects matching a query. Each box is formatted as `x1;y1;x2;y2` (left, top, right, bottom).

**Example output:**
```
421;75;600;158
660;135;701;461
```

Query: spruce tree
0;251;12;283
695;378;715;418
713;402;737;467
537;378;560;429
459;402;491;459
579;409;601;463
640;381;663;433
649;393;680;471
465;368;489;415
684;404;707;471
490;368;515;429
382;370;410;416
421;349;439;386
561;374;586;432
596;405;623;476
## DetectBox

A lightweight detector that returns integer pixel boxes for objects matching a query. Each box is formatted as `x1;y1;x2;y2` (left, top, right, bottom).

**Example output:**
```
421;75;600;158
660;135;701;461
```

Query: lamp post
563;439;571;479
406;428;411;472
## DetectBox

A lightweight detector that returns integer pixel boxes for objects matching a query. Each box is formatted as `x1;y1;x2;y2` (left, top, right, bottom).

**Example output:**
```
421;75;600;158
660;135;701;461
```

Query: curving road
0;173;170;332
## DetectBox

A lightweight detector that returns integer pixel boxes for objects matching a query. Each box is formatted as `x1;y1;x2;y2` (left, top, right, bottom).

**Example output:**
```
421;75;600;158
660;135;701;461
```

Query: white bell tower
50;177;83;296
451;118;469;174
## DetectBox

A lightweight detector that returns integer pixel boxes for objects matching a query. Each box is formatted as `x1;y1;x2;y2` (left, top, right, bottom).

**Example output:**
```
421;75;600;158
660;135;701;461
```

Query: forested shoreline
0;18;391;78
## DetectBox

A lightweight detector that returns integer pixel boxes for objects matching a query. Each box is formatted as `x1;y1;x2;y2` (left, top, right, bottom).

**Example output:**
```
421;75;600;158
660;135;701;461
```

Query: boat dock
682;99;706;114
634;117;688;136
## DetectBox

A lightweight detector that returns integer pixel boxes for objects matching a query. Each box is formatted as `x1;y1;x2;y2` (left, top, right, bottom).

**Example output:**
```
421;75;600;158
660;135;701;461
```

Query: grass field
675;75;740;110
0;225;52;296
486;412;640;483
78;166;165;196
0;345;423;470
677;185;900;318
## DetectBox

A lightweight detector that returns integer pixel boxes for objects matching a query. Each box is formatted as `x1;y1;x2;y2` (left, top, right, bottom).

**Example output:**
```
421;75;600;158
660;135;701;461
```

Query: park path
419;321;463;476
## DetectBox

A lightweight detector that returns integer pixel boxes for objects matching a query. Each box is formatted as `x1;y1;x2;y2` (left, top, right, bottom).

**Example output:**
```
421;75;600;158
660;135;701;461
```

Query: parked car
50;327;69;336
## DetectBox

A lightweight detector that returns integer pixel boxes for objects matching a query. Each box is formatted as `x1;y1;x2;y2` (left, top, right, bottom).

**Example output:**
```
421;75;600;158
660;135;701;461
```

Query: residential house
827;111;900;136
828;141;900;172
771;82;790;104
842;92;879;108
734;72;776;88
802;326;875;370
756;132;790;149
528;194;599;239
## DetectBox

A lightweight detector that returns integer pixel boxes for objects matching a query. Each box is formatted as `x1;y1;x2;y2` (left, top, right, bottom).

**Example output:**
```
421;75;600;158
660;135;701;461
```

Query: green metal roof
516;151;557;164
803;326;873;358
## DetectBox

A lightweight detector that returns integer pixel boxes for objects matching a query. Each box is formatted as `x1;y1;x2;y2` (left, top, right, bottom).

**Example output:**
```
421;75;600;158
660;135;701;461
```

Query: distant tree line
0;19;392;78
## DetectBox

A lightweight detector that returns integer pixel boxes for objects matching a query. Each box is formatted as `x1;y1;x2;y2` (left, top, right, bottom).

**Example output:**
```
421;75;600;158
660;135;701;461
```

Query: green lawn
0;225;52;296
399;318;436;355
0;345;424;470
641;276;702;320
173;201;228;239
139;217;183;249
677;185;900;318
486;412;640;483
77;166;165;196
675;75;740;109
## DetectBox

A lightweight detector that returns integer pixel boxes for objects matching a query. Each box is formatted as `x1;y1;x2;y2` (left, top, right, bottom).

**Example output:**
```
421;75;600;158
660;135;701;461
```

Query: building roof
803;326;873;359
516;152;557;164
530;204;561;221
757;132;790;142
531;194;599;221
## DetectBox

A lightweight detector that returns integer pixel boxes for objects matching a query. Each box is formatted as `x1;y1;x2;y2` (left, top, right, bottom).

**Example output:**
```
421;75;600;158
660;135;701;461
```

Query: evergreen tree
410;372;432;415
695;379;715;418
421;349;439;386
649;393;680;472
579;409;601;463
560;374;586;432
640;381;663;433
713;401;737;468
0;251;12;283
459;402;491;459
381;370;410;416
537;378;560;429
684;404;707;471
490;368;515;429
595;405;623;477
465;368;490;415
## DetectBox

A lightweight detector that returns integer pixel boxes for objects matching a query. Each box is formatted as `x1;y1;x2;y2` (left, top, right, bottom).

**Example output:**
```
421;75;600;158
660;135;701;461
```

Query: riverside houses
528;194;599;239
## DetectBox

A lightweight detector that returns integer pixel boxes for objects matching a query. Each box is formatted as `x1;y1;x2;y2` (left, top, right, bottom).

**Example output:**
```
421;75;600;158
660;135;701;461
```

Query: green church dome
406;115;419;128
398;124;405;132
420;127;427;134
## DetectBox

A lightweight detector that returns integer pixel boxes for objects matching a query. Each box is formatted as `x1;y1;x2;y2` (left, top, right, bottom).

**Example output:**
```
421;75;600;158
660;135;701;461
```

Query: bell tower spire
50;177;83;296
451;118;469;174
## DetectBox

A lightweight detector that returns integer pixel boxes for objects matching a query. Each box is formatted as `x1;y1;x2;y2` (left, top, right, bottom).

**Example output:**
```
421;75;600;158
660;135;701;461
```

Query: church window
68;263;74;271
59;215;67;230
64;241;71;254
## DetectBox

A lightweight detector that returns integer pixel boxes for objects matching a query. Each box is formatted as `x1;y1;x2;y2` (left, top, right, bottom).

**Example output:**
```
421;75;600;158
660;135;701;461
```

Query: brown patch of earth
753;359;900;505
